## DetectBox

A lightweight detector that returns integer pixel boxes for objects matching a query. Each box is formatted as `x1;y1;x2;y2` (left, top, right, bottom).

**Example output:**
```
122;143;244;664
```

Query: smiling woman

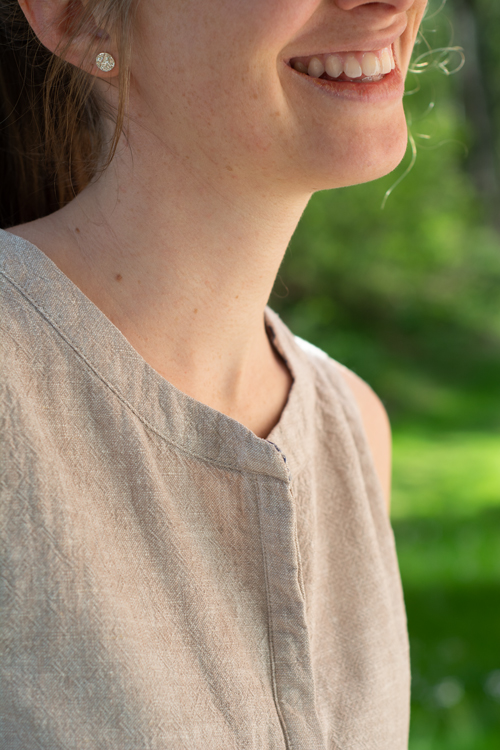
0;1;427;749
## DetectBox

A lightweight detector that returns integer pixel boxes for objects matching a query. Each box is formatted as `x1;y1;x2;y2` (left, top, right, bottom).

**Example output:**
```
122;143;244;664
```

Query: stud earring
95;52;115;72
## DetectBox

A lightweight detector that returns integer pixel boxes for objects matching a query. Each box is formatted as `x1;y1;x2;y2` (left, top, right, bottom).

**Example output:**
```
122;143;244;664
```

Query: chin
343;126;409;189
294;107;410;192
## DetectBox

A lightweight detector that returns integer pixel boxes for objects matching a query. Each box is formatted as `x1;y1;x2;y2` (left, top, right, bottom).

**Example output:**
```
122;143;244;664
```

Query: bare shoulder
336;364;392;511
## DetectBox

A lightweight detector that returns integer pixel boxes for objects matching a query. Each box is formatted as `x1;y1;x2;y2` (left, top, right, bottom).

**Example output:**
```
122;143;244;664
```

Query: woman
0;0;428;748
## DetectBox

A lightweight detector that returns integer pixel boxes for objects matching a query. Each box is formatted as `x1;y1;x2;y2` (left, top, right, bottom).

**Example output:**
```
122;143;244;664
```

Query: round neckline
0;228;316;480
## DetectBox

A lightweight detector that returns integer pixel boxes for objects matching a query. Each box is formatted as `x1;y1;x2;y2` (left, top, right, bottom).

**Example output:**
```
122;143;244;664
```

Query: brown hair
0;0;135;229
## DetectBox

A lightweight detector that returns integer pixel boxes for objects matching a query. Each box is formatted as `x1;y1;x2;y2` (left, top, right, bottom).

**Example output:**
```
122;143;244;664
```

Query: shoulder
294;337;392;510
335;363;392;508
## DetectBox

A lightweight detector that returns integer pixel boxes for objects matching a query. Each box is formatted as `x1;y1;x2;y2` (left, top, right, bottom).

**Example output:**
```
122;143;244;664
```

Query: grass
392;432;500;520
391;431;500;749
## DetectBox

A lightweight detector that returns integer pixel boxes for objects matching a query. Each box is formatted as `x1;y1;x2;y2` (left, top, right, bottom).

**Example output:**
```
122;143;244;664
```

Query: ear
18;0;119;78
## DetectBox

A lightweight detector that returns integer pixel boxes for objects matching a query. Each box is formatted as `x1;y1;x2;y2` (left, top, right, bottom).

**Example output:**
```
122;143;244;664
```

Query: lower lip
285;65;404;104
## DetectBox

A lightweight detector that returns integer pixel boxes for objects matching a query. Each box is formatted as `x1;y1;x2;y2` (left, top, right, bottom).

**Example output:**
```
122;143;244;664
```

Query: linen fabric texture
0;229;410;750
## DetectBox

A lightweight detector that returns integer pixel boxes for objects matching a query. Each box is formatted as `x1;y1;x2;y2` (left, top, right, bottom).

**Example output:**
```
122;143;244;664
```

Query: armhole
294;335;392;510
336;363;392;511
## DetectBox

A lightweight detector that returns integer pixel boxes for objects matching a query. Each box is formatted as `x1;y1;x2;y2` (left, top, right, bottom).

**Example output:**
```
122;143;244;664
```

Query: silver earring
95;52;115;72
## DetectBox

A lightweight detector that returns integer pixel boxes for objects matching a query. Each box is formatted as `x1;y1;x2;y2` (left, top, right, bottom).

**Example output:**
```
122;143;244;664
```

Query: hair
0;0;135;229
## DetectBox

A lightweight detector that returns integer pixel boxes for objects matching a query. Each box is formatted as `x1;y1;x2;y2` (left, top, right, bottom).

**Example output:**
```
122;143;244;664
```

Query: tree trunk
453;0;500;227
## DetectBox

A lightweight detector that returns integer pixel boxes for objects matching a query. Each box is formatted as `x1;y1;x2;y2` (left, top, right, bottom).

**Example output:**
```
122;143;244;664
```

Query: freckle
115;274;122;282
225;165;233;172
75;227;80;234
235;295;239;299
194;308;198;314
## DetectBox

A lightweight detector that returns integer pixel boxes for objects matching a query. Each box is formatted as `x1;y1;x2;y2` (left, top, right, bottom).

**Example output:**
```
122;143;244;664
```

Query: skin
12;0;428;507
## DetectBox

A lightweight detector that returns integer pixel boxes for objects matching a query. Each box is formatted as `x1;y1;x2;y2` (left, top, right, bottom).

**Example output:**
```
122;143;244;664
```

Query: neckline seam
1;267;291;484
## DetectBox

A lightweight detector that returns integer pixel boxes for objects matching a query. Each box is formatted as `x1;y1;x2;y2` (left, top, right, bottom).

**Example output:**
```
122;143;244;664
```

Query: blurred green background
271;1;500;747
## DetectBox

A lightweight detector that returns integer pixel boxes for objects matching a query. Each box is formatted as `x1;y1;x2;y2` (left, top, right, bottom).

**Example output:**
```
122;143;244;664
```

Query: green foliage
404;574;500;750
391;432;500;520
392;432;500;749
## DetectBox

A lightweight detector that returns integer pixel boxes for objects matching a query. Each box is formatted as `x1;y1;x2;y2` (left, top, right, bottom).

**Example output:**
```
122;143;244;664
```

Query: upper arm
337;365;392;511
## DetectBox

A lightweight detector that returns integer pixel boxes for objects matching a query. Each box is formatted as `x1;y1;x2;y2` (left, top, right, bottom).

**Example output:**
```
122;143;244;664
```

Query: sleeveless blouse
0;229;410;749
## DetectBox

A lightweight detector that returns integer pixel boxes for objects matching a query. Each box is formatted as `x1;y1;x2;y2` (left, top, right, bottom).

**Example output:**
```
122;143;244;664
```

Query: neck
15;125;312;435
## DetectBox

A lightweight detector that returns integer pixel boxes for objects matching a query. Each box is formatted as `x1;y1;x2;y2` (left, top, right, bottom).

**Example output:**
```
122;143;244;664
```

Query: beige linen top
0;228;410;750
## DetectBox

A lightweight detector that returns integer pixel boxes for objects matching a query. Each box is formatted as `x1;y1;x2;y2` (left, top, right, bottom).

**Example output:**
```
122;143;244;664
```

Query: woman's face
129;0;428;193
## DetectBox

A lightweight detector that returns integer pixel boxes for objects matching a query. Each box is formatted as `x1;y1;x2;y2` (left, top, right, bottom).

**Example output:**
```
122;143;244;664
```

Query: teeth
380;48;392;75
307;57;325;78
361;52;381;77
292;61;308;74
325;54;343;79
344;54;362;79
290;46;396;82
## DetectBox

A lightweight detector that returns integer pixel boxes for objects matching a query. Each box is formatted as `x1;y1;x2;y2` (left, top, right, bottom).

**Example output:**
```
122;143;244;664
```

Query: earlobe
95;52;115;72
17;0;119;78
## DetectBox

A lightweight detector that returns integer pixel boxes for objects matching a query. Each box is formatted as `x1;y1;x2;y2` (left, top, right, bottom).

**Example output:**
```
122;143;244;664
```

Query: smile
289;46;396;83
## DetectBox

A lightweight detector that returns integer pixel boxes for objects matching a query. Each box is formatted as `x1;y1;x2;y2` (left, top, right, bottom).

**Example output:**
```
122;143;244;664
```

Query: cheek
400;0;429;73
